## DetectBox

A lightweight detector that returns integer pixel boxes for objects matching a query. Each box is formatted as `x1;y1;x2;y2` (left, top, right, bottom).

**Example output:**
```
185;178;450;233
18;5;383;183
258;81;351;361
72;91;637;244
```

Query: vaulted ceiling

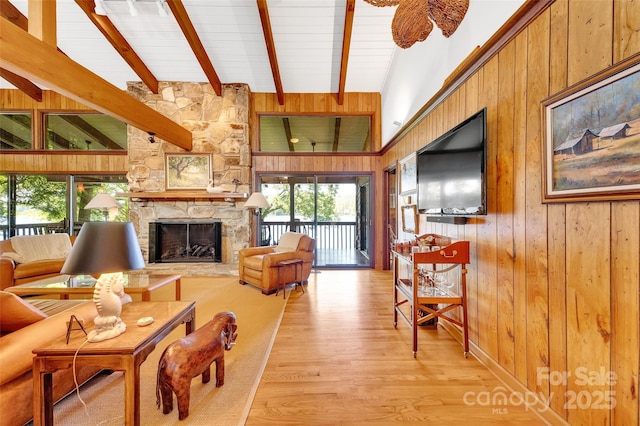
1;0;399;102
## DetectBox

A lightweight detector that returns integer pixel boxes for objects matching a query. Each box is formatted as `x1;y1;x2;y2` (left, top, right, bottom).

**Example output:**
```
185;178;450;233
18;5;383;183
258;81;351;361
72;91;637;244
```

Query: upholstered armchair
238;232;315;295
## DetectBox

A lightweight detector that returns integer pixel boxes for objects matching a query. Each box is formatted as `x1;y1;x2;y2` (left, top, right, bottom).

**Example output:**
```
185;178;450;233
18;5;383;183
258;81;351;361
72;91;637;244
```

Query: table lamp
85;193;119;221
244;192;270;216
61;222;145;342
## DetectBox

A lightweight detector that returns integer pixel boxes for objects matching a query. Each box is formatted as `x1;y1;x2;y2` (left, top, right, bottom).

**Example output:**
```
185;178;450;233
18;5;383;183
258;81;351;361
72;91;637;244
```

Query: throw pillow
0;291;48;333
9;234;72;263
274;232;303;253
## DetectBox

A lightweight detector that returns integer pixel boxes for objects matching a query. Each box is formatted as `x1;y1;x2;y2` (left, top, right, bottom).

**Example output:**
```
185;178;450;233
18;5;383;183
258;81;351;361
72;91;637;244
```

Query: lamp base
89;272;126;342
87;316;126;342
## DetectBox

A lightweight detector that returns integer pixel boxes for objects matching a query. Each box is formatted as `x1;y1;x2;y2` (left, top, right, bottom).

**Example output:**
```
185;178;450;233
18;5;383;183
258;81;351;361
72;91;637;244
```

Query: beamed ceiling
0;0;528;151
1;0;398;100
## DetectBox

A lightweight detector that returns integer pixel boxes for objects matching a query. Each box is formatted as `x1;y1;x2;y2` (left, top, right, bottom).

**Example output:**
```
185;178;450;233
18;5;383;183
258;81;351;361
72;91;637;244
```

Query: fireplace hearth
149;220;222;263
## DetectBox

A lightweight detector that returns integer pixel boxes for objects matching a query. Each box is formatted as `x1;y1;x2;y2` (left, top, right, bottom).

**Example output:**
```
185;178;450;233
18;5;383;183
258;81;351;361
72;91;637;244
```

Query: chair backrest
296;234;314;252
275;232;314;253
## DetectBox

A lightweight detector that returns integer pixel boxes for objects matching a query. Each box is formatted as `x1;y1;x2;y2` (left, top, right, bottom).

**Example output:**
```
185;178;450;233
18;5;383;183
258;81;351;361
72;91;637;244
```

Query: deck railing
262;221;356;249
0;221;70;240
2;221;358;251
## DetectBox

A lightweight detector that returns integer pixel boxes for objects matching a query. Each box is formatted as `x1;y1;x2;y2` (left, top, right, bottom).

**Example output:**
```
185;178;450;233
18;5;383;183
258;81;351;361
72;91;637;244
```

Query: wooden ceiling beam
0;19;192;150
332;118;341;152
27;0;56;46
166;0;222;96
0;68;42;102
257;0;284;106
74;0;159;94
0;0;27;28
337;0;355;105
59;115;122;150
0;127;30;149
0;0;42;101
283;118;295;151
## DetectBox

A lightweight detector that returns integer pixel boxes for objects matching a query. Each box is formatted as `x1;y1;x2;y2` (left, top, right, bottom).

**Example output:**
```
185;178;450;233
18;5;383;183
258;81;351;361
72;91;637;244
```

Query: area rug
48;276;286;426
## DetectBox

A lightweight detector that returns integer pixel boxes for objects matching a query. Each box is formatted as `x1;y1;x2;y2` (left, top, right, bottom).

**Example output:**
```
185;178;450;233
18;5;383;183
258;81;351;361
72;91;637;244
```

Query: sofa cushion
9;234;72;263
13;259;66;280
0;291;47;333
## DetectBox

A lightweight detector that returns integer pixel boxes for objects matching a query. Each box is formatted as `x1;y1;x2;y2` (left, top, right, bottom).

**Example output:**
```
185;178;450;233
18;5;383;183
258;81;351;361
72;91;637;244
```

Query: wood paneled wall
382;1;640;423
0;90;128;173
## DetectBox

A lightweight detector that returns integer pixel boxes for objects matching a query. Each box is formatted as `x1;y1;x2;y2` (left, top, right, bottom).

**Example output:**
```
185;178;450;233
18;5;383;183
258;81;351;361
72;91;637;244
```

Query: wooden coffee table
32;301;195;426
6;273;182;301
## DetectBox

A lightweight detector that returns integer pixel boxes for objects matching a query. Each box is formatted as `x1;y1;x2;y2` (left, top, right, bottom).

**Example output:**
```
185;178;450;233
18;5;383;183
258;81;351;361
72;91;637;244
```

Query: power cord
72;339;91;419
72;338;123;425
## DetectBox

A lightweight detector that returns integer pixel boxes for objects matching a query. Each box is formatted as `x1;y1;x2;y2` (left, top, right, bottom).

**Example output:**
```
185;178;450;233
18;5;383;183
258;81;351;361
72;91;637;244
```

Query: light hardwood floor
246;269;547;425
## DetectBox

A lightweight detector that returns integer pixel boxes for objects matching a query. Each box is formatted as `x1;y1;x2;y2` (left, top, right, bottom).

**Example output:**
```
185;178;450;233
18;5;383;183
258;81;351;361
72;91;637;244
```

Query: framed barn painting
165;153;212;190
542;53;640;202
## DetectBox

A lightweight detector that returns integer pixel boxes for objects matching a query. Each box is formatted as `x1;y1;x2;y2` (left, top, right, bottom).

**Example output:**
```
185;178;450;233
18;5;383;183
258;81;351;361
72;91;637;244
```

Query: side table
32;301;195;426
275;258;304;298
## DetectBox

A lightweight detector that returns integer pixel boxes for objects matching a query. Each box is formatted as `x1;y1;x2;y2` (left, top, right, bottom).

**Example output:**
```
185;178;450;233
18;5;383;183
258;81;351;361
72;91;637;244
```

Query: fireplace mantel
117;191;248;201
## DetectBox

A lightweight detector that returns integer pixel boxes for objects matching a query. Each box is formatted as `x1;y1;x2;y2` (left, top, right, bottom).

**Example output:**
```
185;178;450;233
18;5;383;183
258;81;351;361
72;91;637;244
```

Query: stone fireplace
148;220;222;263
124;82;252;276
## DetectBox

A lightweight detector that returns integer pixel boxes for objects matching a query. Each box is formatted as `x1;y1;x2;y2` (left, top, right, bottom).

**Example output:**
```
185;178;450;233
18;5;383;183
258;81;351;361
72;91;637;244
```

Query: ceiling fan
364;0;469;48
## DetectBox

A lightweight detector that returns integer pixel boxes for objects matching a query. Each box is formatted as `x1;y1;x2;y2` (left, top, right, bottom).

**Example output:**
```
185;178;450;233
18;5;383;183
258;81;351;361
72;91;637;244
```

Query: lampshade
85;193;119;210
244;192;270;209
61;222;145;276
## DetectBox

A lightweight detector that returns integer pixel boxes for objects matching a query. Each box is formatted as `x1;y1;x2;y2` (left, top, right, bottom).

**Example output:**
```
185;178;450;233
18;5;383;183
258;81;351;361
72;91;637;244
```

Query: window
259;115;372;152
0;112;32;149
0;174;128;239
43;113;127;150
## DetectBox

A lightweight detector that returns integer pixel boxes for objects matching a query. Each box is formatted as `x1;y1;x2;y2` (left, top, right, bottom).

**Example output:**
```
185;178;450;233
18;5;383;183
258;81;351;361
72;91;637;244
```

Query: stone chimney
124;82;252;276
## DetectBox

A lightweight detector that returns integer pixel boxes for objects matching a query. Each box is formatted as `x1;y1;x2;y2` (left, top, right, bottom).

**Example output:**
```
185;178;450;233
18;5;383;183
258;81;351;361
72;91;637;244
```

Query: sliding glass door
258;174;372;268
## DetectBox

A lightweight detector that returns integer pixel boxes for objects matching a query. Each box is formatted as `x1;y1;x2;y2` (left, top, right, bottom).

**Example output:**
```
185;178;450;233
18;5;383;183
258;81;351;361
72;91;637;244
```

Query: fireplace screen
149;220;222;263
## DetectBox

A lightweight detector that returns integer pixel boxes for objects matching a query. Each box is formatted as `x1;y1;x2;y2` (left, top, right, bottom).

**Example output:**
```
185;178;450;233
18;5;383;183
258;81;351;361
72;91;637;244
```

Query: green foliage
1;174;128;225
16;175;67;220
263;183;339;222
0;175;7;221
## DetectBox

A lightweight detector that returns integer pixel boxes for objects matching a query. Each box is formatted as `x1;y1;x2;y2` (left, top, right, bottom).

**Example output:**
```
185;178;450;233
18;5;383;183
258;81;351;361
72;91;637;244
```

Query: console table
393;237;470;357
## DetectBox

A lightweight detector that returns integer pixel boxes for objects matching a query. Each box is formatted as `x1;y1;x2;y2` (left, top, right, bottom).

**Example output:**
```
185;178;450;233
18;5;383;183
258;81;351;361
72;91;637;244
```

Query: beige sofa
238;232;315;294
0;234;75;290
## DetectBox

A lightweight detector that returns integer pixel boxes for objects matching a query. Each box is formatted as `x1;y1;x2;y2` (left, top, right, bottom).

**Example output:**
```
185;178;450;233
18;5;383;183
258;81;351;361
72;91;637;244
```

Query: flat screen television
417;108;487;216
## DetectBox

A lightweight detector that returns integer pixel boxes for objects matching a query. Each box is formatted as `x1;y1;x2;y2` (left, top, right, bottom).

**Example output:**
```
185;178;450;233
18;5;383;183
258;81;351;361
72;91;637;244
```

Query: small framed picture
401;204;418;234
165;153;212;190
399;153;417;195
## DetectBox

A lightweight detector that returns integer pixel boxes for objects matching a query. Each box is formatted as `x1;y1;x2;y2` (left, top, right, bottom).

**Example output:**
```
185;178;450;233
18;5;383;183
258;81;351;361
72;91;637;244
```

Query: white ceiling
2;0;526;145
3;0;397;93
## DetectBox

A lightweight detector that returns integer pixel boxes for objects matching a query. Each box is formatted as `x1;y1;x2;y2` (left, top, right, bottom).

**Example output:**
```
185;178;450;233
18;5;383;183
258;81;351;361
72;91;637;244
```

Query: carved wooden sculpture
364;0;469;48
156;311;238;420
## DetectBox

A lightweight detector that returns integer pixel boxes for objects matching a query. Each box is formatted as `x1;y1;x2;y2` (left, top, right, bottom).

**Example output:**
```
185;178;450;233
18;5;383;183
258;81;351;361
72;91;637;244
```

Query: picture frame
542;53;640;203
399;153;417;195
165;153;212;190
401;204;418;234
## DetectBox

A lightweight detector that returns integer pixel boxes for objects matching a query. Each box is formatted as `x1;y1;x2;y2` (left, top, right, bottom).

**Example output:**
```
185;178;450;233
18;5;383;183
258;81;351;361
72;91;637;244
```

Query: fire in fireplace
148;220;222;263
